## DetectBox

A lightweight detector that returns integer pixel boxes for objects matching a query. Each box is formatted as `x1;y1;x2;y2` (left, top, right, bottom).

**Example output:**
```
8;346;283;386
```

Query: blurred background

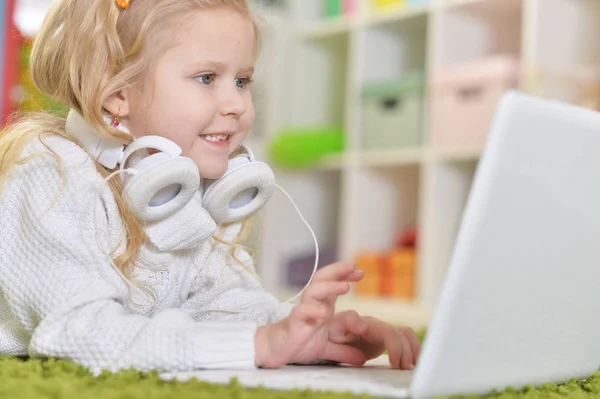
1;0;599;329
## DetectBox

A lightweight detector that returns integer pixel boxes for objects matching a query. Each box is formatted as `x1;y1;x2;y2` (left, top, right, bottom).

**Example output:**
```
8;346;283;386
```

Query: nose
219;86;247;117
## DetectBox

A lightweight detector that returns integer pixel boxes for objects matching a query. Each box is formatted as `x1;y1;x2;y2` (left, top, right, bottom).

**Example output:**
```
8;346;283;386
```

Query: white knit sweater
0;135;293;374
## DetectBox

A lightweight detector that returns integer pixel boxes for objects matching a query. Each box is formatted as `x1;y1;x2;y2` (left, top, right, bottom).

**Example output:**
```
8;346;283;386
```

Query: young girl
0;0;420;374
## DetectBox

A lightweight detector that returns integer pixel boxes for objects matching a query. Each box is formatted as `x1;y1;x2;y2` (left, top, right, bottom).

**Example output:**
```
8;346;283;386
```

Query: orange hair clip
116;0;130;9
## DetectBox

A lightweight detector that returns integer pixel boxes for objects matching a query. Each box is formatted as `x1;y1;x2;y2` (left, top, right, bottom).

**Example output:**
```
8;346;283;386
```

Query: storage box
430;55;521;149
360;73;425;151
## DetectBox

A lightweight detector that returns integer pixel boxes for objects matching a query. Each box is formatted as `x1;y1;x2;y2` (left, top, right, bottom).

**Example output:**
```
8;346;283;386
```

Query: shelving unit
15;0;600;330
254;0;600;329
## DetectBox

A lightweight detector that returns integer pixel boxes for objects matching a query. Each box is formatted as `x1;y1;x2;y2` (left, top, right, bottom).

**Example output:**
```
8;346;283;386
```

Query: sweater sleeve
180;222;294;325
0;143;257;374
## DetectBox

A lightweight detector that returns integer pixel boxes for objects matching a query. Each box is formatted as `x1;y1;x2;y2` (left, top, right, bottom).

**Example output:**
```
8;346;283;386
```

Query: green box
325;0;343;18
360;73;425;150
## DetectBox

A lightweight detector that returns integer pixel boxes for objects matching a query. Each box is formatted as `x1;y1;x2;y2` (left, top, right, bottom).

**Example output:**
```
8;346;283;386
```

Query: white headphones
65;109;276;225
66;109;320;304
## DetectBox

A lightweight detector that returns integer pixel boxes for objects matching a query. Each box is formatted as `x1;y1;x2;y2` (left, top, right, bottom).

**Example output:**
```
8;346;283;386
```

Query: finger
347;314;369;336
357;317;409;369
388;331;413;370
384;329;404;369
302;281;350;303
398;327;421;365
291;303;327;325
322;342;368;367
328;311;367;344
347;270;365;282
312;262;357;282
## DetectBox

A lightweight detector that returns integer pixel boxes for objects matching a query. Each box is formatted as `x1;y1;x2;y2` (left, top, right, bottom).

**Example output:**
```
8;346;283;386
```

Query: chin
197;163;229;180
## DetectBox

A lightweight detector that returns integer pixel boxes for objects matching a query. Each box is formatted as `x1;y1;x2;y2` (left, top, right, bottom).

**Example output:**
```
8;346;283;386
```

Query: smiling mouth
200;133;232;146
203;133;230;143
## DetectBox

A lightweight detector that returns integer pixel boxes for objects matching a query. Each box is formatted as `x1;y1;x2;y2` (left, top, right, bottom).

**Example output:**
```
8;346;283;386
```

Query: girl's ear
103;90;131;117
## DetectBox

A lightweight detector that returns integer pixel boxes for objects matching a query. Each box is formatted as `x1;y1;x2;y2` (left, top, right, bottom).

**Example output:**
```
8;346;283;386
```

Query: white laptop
161;91;600;398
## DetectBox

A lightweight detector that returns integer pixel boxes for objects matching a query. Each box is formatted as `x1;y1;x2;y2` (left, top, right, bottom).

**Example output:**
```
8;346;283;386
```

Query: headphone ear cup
202;161;275;225
123;154;200;222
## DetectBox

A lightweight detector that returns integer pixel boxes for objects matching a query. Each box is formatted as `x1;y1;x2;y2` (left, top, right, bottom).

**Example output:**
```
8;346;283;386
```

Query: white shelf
313;153;348;170
430;147;483;162
358;148;425;167
366;3;431;26
335;296;433;329
255;0;600;327
297;17;352;40
273;288;432;329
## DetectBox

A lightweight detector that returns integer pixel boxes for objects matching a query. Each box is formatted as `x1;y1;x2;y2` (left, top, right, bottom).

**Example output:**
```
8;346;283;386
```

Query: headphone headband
65;109;128;169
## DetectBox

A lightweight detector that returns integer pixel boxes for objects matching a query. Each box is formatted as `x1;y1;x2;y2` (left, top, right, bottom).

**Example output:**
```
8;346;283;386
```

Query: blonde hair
0;0;262;281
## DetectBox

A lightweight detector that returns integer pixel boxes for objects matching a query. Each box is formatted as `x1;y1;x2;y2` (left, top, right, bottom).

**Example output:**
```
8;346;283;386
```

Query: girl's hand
328;311;421;370
254;262;364;367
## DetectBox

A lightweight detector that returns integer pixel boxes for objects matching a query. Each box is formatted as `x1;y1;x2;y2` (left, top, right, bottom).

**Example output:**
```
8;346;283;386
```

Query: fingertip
349;270;365;281
360;321;368;333
402;359;414;370
340;281;351;293
389;354;400;369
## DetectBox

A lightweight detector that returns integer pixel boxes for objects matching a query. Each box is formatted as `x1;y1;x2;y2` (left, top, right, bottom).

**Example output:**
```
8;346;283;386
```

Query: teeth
204;134;228;142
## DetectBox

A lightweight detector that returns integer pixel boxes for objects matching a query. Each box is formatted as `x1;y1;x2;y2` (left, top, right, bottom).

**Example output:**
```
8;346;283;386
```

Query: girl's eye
196;73;215;85
235;77;252;89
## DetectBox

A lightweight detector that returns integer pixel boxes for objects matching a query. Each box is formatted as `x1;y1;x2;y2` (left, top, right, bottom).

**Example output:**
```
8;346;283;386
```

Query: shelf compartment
352;164;421;252
434;0;523;67
297;18;352;40
284;33;349;129
262;169;343;289
366;1;431;27
360;72;427;151
358;148;425;167
361;12;429;84
525;0;600;110
422;158;477;304
531;0;600;72
348;164;421;301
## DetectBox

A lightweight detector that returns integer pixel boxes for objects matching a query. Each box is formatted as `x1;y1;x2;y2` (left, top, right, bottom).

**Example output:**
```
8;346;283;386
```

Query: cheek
240;100;255;132
229;102;255;154
146;82;214;149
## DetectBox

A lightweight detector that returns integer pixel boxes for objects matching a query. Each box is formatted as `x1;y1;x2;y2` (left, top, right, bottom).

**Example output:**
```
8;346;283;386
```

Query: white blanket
160;355;413;398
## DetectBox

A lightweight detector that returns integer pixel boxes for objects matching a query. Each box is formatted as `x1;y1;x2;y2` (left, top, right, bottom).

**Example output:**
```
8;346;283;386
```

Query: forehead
165;7;257;66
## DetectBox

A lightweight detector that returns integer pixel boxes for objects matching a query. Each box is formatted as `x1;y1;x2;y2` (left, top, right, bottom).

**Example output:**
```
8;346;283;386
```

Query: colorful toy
324;0;342;18
371;0;406;11
354;253;383;296
268;127;344;170
396;228;417;248
16;40;68;115
381;248;416;299
343;0;357;15
1;0;19;124
354;228;418;299
324;0;356;18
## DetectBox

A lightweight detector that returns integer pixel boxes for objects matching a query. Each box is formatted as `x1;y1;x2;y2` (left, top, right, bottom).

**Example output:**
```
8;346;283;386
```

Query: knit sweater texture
0;134;292;375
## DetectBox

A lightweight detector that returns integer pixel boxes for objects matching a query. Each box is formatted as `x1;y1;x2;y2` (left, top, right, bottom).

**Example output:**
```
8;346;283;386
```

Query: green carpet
2;354;600;399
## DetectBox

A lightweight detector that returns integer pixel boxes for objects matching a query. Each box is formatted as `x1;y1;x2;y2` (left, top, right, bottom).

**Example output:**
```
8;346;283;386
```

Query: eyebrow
188;60;255;74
